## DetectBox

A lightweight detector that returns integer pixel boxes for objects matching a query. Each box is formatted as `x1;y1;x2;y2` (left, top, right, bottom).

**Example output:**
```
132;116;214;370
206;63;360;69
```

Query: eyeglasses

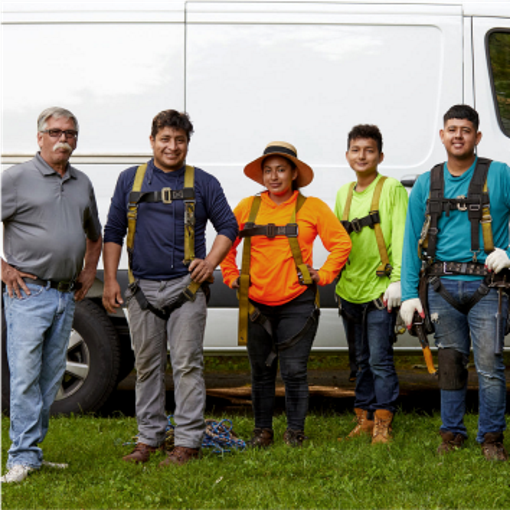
41;129;78;139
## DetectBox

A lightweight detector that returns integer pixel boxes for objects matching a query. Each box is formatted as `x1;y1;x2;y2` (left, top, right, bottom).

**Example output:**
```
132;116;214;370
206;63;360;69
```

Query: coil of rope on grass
123;416;246;454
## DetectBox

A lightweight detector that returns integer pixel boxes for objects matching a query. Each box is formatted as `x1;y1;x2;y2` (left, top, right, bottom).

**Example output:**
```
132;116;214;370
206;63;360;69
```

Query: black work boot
481;433;508;461
437;431;465;455
249;428;274;448
283;429;307;447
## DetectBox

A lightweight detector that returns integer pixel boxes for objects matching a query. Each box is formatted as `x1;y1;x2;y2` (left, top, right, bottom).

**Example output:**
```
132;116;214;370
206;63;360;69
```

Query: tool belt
416;263;510;326
23;276;82;293
130;279;209;321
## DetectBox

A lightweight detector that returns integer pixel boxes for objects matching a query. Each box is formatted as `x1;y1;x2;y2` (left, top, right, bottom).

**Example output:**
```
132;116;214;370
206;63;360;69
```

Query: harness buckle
443;262;453;275
469;204;481;212
266;223;276;239
161;187;172;204
351;218;362;233
286;223;298;238
456;195;467;211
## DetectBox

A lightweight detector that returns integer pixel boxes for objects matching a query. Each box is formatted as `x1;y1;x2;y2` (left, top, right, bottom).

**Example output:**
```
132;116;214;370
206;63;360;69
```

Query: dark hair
443;104;479;131
151;110;194;140
347;124;383;153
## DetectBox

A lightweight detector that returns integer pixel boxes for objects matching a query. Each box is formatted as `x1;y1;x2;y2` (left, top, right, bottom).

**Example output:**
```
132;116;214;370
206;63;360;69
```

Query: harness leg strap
263;308;320;367
437;348;469;390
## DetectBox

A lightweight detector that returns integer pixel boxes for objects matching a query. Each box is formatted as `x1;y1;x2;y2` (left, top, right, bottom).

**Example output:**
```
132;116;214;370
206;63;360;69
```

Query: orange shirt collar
260;190;299;208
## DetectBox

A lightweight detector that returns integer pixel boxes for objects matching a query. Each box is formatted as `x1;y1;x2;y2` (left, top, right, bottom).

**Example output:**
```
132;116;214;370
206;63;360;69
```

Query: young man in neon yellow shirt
334;125;408;443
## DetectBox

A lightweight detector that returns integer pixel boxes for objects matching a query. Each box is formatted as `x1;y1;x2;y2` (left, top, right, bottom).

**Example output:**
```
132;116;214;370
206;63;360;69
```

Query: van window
488;31;510;137
2;23;184;154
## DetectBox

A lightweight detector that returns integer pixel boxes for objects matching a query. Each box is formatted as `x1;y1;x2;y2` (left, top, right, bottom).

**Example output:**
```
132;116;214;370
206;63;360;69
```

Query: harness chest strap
341;176;391;277
126;163;201;316
237;193;315;346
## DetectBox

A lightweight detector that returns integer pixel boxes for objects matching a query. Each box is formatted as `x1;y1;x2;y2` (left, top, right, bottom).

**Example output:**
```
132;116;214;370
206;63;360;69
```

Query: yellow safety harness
341;176;391;277
237;193;319;350
126;163;202;319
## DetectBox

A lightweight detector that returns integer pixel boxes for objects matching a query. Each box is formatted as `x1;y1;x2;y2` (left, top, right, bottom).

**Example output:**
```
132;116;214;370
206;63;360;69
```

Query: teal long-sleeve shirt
401;158;510;301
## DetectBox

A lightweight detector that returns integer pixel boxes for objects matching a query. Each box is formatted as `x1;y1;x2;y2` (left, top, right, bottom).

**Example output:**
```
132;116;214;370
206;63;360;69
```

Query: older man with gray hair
1;107;102;483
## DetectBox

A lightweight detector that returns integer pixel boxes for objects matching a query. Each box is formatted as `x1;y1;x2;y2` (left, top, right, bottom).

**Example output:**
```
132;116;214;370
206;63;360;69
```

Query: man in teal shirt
401;105;510;460
335;125;408;443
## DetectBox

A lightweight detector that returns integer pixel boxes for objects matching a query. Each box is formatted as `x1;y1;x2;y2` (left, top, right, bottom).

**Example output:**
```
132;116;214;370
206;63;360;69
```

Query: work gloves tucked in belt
383;281;401;312
485;248;510;274
400;298;424;329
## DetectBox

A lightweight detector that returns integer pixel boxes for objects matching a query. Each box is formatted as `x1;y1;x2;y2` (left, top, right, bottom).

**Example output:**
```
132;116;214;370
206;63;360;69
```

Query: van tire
1;299;121;416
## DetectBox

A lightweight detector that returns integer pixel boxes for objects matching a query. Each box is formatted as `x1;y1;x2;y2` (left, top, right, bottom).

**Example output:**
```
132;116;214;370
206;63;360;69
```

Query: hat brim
244;151;314;188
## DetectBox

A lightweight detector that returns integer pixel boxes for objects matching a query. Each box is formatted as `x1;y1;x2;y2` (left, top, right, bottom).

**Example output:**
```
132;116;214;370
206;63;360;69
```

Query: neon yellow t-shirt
334;173;408;304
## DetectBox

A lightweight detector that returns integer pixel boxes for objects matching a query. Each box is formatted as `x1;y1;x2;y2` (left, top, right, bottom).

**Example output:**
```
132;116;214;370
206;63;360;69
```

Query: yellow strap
127;164;148;284
289;193;312;285
342;183;356;221
183;165;196;265
371;177;391;277
238;196;262;345
481;179;494;253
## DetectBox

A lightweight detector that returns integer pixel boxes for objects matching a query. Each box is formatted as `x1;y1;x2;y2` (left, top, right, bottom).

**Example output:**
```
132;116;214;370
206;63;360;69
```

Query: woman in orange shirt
221;142;351;447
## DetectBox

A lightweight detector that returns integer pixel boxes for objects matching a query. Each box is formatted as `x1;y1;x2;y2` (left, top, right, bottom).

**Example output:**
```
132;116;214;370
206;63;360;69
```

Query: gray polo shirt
2;153;101;281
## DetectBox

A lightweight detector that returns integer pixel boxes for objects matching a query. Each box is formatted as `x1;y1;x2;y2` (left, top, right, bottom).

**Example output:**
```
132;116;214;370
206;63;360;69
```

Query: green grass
2;412;510;509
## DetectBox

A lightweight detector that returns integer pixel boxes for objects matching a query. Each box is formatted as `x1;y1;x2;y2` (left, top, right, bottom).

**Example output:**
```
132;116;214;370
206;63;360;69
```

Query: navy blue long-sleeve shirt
104;159;238;280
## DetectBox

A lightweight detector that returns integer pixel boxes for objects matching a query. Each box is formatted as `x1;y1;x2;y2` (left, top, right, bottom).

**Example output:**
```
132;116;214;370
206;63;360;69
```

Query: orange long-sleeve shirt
221;190;352;306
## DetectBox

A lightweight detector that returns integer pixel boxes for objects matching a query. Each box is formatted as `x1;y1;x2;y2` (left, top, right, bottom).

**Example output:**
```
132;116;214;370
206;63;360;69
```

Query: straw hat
244;141;314;188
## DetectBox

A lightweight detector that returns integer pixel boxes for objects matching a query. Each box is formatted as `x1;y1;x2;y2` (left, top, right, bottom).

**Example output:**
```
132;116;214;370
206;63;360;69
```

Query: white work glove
485;248;510;274
383;281;401;312
400;298;424;330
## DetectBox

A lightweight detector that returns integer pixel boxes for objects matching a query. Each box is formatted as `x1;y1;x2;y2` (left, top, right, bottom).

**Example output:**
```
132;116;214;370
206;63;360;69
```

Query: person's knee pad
437;348;469;390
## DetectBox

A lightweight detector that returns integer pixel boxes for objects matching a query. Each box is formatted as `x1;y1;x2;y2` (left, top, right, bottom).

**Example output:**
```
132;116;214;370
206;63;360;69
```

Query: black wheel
1;299;121;416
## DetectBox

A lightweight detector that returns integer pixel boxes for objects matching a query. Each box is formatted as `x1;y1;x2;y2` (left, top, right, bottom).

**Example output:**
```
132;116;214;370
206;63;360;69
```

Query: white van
2;0;509;414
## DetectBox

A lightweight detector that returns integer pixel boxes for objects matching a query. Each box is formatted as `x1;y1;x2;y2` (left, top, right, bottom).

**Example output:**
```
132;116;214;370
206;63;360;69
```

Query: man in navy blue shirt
103;110;237;466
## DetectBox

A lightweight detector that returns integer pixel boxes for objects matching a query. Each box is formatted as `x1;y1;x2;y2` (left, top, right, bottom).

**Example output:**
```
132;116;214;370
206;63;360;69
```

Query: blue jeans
340;298;399;414
3;282;76;469
247;288;318;431
428;278;507;443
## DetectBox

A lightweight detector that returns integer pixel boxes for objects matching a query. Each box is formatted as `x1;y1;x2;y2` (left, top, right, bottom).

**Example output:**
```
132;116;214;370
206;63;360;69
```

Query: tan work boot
372;410;394;444
481;433;508;461
122;442;163;464
159;446;200;467
437;431;465;455
340;408;374;440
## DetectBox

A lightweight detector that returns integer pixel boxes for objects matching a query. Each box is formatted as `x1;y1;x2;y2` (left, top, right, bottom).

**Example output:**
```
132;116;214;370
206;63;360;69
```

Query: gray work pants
126;275;207;449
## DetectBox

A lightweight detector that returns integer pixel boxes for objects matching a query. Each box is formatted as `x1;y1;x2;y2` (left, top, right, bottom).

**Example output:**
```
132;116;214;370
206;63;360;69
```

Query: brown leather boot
437;431;465;455
249;428;274;448
283;429;307;447
372;410;393;444
159;446;200;467
481;433;508;461
122;442;163;464
340;408;374;440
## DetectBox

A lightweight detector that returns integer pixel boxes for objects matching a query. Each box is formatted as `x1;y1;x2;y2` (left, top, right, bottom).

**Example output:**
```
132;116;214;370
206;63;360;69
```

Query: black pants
246;288;318;431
